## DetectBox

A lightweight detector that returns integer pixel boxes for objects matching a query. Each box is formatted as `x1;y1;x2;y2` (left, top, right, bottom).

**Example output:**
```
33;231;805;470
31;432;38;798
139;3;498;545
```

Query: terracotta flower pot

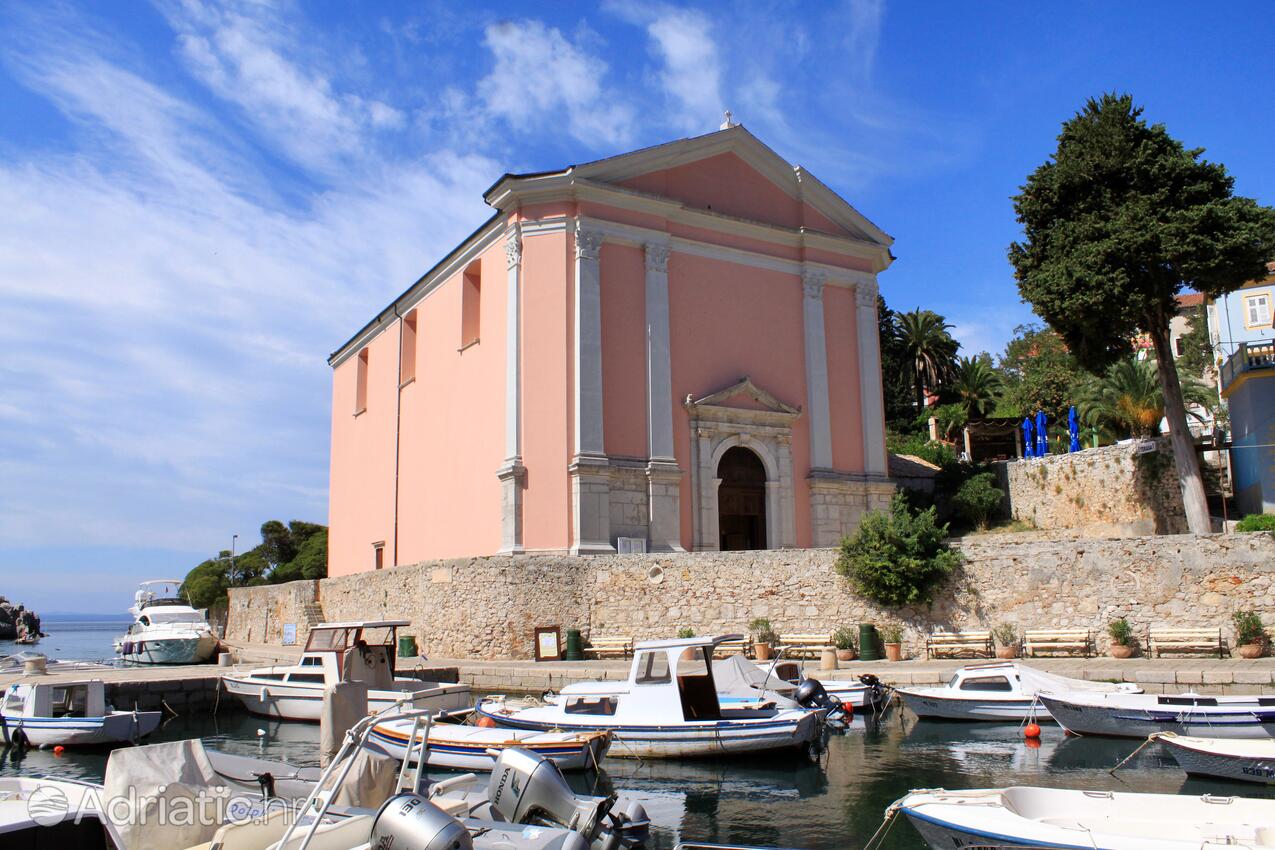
996;646;1017;660
1110;644;1134;659
754;642;773;661
836;649;855;662
884;642;903;662
1239;643;1264;659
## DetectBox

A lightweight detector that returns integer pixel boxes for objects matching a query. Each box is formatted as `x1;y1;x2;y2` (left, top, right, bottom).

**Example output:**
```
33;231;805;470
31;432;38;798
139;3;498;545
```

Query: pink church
327;125;895;576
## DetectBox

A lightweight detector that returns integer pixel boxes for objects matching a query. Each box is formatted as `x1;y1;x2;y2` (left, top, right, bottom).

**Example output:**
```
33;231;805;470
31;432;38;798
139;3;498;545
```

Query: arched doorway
717;446;767;550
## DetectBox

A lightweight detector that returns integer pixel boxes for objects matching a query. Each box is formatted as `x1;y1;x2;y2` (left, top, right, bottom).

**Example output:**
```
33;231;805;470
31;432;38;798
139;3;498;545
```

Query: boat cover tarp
1013;664;1141;696
711;656;795;698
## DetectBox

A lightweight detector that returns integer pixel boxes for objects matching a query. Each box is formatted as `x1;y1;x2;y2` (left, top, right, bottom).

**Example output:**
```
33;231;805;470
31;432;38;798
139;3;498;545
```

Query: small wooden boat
370;718;610;771
896;785;1275;849
477;635;824;759
1039;690;1275;738
221;620;471;721
1;679;161;747
895;661;1141;721
1156;731;1275;783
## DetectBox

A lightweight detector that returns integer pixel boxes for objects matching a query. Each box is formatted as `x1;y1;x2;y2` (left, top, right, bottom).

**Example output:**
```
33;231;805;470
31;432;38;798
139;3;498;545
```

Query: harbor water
5;704;1272;849
1;617;129;662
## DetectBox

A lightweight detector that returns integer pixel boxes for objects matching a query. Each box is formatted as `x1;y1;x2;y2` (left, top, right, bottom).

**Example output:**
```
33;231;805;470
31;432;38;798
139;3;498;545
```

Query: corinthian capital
644;242;670;273
802;270;826;301
854;278;879;308
504;227;522;268
574;222;603;260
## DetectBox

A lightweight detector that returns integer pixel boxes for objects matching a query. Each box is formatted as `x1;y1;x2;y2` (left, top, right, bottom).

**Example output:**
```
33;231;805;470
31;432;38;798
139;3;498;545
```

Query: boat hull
897;690;1043;721
1040;694;1275;739
1159;735;1275;784
116;634;218;665
476;701;820;759
221;677;472;721
0;711;162;747
904;810;1093;849
368;722;610;771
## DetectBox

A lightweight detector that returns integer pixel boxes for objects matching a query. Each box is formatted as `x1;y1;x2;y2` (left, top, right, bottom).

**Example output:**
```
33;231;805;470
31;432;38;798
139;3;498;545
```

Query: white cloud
477;19;634;147
843;0;884;83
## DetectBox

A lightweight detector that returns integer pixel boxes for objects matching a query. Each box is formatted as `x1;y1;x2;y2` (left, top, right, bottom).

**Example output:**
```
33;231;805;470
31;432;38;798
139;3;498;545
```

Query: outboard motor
488;747;613;840
794;677;844;718
372;793;474;850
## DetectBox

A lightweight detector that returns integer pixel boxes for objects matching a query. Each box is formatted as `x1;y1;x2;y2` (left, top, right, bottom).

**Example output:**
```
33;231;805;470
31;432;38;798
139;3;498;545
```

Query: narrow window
373;542;385;570
400;309;417;384
1174;336;1185;357
355;348;369;414
1246;294;1271;327
461;260;481;348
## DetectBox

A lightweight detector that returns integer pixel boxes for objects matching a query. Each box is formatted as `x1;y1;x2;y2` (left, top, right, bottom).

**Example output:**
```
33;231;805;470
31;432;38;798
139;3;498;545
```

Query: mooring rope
1110;732;1161;774
861;804;900;850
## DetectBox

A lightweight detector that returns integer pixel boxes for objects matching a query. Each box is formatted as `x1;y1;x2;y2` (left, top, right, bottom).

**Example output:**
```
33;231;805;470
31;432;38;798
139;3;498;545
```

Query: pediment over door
685;376;802;427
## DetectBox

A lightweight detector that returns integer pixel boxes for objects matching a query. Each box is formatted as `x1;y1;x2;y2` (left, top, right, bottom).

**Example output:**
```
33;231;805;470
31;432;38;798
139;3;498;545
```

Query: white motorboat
1;679;161;747
477;634;825;759
370;717;611;771
0;775;123;847
1039;689;1275;738
221;620;471;721
114;579;219;665
1156;732;1275;783
895;661;1141;720
896;785;1275;849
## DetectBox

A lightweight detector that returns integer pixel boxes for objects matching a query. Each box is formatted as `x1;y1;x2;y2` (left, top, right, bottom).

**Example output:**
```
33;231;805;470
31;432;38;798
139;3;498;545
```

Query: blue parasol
1068;405;1081;453
1021;417;1034;458
1035;410;1048;456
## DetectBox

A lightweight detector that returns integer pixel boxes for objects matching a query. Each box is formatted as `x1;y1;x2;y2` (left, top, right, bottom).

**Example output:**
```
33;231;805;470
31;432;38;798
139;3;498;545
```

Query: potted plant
881;624;904;662
749;618;776;661
992;623;1019;659
677;627;695;639
1234;611;1267;658
1108;617;1134;658
677;627;697;660
832;626;857;662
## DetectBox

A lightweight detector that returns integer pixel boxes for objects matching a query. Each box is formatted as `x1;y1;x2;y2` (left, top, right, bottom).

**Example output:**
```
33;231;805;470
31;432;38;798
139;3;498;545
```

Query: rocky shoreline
0;596;42;641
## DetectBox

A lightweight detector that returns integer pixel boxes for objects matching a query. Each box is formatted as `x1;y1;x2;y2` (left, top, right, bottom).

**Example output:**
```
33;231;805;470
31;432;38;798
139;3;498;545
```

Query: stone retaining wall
1004;439;1187;535
227;531;1275;661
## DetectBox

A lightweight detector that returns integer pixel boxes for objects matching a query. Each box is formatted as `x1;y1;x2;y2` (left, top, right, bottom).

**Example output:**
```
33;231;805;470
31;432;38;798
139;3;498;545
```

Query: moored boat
710;655;888;713
370;718;611;771
114;579;219;665
896;785;1275;849
1039;689;1275;738
0;775;121;846
221;620;471;721
1;679;161;747
478;635;825;759
1156;731;1275;783
895;661;1141;721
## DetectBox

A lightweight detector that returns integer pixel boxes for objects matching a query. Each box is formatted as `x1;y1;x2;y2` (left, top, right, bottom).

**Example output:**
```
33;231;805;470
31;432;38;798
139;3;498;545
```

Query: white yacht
221;620;471;721
114;579;219;665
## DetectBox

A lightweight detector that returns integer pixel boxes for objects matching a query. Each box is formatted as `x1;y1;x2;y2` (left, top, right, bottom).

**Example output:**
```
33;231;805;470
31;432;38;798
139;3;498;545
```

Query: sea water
5;705;1274;849
1;617;129;662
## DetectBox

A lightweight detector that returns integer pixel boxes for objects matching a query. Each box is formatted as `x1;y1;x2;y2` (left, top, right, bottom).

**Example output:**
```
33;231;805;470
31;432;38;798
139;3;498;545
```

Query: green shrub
748;618;776;645
1233;611;1267;645
991;622;1018;647
880;623;904;644
832;626;857;651
1108;617;1132;646
677;627;695;639
952;472;1005;530
1237;514;1275;533
835;494;963;607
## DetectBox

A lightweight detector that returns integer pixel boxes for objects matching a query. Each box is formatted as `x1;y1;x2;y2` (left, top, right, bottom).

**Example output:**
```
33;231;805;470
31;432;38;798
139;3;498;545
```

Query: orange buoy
1024;736;1041;749
477;715;498;728
53;746;65;756
1023;723;1042;739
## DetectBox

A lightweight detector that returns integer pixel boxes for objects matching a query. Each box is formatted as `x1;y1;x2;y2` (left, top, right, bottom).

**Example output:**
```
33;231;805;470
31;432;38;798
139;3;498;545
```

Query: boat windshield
147;610;205;624
306;628;355;652
360;627;395;647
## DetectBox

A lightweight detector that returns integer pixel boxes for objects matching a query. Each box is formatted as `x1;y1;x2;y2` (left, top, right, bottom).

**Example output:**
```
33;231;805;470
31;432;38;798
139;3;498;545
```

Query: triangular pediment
687;376;801;416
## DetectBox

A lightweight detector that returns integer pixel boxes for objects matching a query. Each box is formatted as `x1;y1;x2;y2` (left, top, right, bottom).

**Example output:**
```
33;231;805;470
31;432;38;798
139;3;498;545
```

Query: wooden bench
1023;629;1093;658
775;633;835;659
584;635;633;659
926;629;993;659
712;637;752;658
1149;627;1224;658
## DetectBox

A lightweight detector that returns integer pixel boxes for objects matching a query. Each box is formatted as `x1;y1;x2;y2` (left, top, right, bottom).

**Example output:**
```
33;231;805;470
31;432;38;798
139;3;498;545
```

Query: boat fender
371;793;473;850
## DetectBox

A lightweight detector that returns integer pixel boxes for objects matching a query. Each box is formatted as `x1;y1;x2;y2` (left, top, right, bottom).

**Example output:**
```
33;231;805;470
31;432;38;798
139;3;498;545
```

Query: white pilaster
854;278;888;476
570;221;613;554
802;269;833;470
644;241;683;552
498;225;526;554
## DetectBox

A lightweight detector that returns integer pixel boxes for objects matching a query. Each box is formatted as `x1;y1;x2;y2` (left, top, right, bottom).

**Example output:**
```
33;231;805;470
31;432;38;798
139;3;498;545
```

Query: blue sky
1;1;1272;614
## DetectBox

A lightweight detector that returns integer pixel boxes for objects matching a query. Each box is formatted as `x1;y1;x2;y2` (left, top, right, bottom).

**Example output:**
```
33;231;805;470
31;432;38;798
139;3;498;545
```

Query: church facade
327;126;895;576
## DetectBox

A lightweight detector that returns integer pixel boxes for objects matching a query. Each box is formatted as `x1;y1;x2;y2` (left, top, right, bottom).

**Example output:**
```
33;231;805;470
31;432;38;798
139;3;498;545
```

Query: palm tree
1078;358;1214;441
952;356;1003;419
896;309;959;412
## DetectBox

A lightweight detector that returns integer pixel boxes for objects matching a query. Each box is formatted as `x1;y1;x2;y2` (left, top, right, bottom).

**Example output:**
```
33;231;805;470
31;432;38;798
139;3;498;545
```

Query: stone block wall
227;531;1275;660
1005;439;1187;535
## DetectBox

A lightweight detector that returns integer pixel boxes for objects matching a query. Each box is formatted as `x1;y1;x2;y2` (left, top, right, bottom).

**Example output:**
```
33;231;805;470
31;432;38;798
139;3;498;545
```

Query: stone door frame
685;377;801;551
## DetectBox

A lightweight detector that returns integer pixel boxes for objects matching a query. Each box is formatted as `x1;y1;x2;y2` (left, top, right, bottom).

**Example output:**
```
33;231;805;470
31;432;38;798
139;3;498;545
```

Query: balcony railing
1220;341;1275;394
